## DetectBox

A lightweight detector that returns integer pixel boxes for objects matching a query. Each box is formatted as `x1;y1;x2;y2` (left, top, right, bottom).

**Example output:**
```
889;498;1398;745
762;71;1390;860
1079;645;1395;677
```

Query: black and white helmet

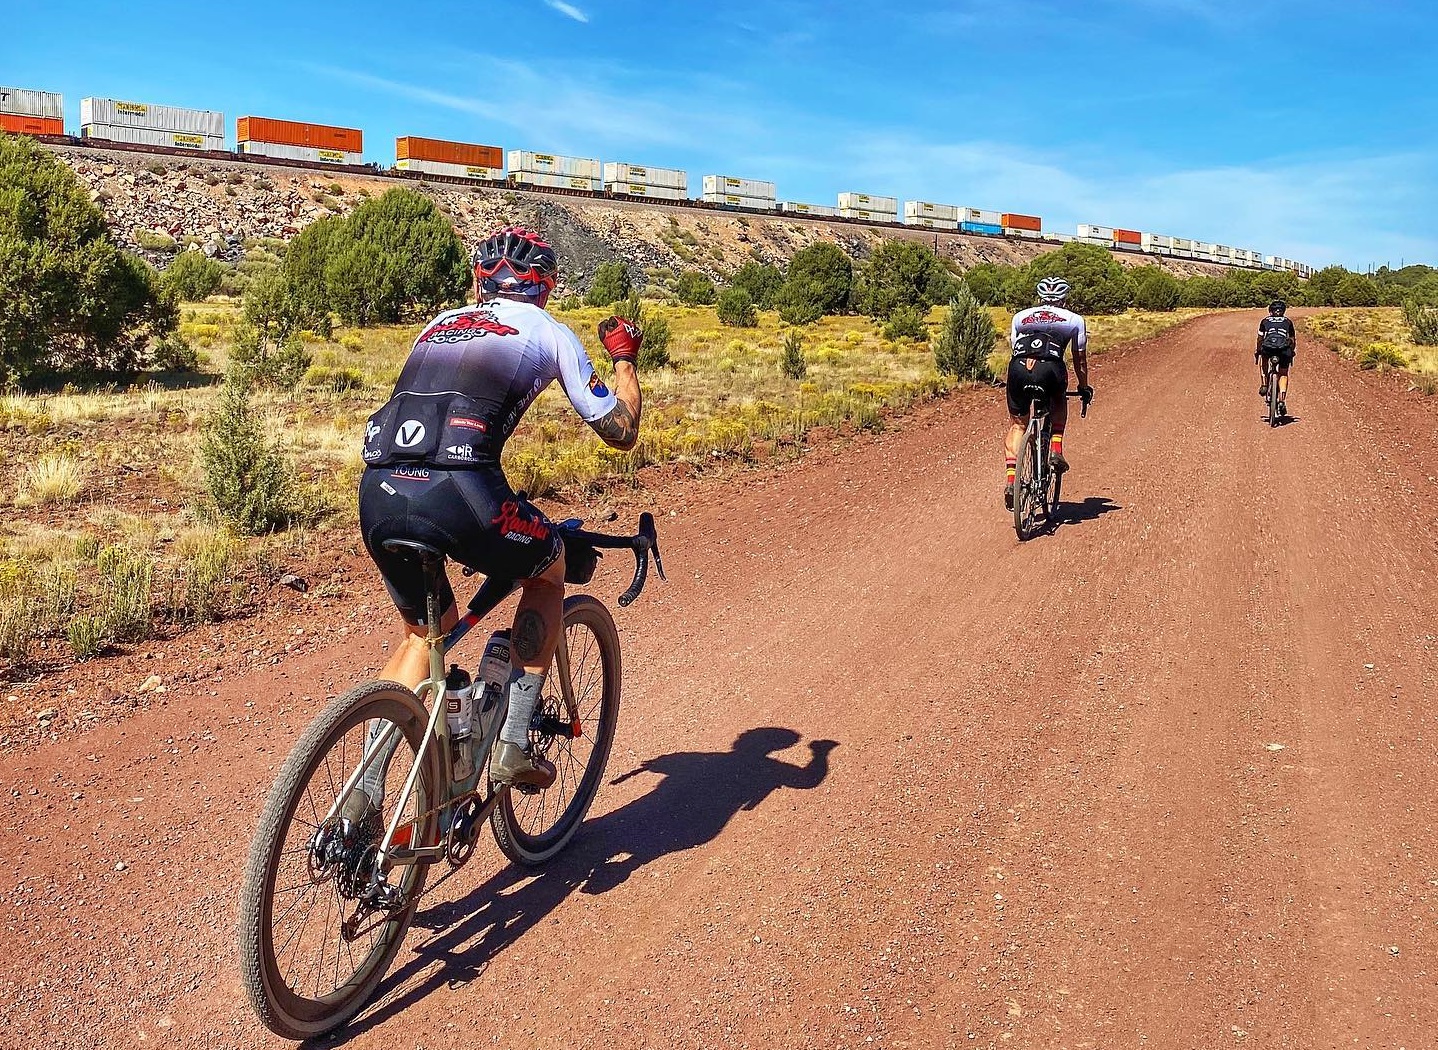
1036;277;1071;304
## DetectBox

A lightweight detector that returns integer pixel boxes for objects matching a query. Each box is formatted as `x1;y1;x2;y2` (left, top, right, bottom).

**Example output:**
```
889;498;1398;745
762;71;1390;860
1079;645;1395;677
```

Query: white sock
500;671;545;747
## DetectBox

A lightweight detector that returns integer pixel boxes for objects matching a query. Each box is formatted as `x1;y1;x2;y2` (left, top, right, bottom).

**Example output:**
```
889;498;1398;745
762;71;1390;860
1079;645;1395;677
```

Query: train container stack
781;201;839;217
396;136;503;180
701;175;778;210
1191;241;1217;261
603;161;687;200
1142;233;1174;254
957;207;1003;235
510;150;602;191
1;86;64;136
1002;213;1043;239
1076;224;1115;246
1113;228;1143;251
903;201;960;229
837;192;898;222
81;97;223;150
238;117;362;164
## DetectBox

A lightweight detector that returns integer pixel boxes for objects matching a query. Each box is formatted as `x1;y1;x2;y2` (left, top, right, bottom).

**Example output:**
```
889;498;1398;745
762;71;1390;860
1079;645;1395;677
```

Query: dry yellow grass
1302;308;1438;380
15;454;87;506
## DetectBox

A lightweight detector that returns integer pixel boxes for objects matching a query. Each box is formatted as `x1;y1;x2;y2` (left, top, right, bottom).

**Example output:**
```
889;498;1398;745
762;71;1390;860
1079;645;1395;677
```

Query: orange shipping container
1114;228;1142;244
0;114;64;136
397;136;502;168
1001;213;1042;231
237;116;362;153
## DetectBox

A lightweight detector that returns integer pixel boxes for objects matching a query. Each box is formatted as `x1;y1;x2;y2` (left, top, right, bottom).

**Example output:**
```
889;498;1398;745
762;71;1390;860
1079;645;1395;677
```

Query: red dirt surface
2;311;1435;1049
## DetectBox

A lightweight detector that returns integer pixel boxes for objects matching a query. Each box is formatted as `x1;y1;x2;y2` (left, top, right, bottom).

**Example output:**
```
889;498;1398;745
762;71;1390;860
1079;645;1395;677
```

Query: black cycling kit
1257;316;1297;367
358;298;618;624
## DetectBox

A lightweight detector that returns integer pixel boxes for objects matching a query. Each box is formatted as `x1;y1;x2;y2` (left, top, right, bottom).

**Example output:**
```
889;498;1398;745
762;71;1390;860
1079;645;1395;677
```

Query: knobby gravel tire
491;594;622;866
1013;421;1042;541
238;680;442;1041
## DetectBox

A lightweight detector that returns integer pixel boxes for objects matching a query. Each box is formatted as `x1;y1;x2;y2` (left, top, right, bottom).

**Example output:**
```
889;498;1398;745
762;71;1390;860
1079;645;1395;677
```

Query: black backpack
1261;327;1293;351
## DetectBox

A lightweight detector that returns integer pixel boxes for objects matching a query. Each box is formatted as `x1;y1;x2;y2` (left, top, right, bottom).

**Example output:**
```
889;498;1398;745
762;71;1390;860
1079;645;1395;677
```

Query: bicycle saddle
381;539;446;562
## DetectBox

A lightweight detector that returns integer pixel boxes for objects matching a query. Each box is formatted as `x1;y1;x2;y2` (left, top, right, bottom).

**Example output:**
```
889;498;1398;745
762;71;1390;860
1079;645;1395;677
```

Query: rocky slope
49;143;1231;291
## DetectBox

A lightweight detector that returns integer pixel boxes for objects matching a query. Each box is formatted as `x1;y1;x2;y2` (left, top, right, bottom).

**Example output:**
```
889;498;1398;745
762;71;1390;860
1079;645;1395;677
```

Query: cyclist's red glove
598;315;642;365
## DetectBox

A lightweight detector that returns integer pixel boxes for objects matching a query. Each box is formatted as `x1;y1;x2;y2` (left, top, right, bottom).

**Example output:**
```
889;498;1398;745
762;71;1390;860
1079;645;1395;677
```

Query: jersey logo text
420;310;520;344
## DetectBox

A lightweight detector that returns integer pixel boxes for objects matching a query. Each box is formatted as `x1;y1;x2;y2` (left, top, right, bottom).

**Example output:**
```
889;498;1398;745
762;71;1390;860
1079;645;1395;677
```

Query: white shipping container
1007;228;1044;239
1142;233;1175;250
509;150;602;180
396;158;503;181
956;207;1002;225
1171;248;1194;258
1078;236;1115;247
903;216;959;230
701;192;778;210
905;201;961;222
511;170;602;192
0;87;63;119
1050;233;1077;243
702;174;776;200
605;182;687;200
839;207;898;222
1192;241;1216;255
238;141;361;165
82;124;223;151
781;202;840;217
81;97;223;137
1077;224;1115;239
602;162;686;190
838;192;898;213
1172;237;1194;250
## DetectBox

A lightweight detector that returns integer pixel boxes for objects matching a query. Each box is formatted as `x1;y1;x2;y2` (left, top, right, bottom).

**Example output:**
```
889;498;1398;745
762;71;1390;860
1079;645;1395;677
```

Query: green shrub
851;240;956;320
1026;242;1132;314
882;304;928;341
66;614;107;661
1333;274;1380;307
1357;342;1407;370
200;378;297;534
1403;299;1438;346
1129;265;1181;311
96;545;153;642
780;330;807;379
163;250;224;301
149;333;198;372
674;270;717;306
0;133;177;381
716;287;758;327
779;242;853;324
963;263;1006;306
134;230;179;253
729;260;784;309
305;365;366;391
934;287;997;381
585;261;632;307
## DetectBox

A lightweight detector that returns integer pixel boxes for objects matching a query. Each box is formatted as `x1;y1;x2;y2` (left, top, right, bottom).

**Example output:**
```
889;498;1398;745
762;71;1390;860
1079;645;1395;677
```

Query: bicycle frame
319;516;662;888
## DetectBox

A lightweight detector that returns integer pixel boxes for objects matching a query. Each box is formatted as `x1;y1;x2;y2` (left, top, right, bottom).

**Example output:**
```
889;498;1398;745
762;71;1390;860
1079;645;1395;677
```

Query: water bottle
444;664;475;780
475;629;512;744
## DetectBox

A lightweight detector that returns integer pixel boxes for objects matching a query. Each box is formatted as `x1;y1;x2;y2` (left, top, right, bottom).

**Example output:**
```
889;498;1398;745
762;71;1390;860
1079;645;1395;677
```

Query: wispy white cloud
542;0;589;23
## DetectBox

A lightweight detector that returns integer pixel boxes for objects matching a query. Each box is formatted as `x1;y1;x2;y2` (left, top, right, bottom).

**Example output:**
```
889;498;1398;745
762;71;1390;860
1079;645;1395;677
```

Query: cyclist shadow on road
1057;495;1122;527
342;728;837;1041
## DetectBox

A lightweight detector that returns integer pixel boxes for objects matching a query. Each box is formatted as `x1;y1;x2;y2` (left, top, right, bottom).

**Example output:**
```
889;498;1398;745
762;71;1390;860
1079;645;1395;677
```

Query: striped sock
1005;457;1017;483
1050;432;1064;457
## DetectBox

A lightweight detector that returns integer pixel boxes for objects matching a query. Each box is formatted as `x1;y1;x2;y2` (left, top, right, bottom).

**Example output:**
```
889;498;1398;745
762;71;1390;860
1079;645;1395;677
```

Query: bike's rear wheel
1013;421;1044;541
239;681;442;1041
491;594;621;866
1268;365;1281;427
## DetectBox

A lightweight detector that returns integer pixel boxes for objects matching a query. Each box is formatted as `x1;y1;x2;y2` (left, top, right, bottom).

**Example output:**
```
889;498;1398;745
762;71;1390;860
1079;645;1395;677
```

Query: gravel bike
238;514;664;1041
1013;388;1087;541
1260;351;1288;427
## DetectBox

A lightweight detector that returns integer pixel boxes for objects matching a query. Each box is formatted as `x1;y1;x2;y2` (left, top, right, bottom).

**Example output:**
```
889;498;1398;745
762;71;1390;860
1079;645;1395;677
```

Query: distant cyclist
357;227;643;791
1005;277;1094;508
1256;299;1296;417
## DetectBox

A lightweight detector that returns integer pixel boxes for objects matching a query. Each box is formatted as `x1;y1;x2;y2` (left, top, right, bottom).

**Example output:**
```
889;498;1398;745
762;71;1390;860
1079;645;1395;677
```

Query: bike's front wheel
491;594;622;866
239;681;443;1041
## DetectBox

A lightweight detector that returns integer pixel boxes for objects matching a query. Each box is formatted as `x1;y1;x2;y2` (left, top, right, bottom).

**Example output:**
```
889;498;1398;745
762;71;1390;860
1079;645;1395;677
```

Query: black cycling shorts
1006;356;1068;417
358;465;562;625
1260;345;1296;368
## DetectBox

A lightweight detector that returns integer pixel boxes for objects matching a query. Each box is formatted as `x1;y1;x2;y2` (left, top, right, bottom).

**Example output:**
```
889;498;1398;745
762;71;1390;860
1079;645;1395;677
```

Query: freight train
1;86;1317;276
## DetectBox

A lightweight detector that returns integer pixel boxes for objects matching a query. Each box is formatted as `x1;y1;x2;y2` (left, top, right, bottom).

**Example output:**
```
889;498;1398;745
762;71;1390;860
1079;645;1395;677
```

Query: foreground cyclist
1004;277;1094;508
1256;299;1296;417
357;227;643;789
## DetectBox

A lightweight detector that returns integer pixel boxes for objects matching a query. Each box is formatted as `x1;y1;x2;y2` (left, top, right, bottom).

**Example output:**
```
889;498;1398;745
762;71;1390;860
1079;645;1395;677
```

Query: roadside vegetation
1301;308;1438;390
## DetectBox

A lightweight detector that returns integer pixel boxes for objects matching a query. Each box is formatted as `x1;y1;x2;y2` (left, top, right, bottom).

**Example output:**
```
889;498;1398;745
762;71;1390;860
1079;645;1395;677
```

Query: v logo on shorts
396;420;427;448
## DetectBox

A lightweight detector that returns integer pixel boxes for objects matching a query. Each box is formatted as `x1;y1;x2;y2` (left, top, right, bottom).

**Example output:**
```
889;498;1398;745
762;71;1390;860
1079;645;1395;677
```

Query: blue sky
6;0;1435;269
